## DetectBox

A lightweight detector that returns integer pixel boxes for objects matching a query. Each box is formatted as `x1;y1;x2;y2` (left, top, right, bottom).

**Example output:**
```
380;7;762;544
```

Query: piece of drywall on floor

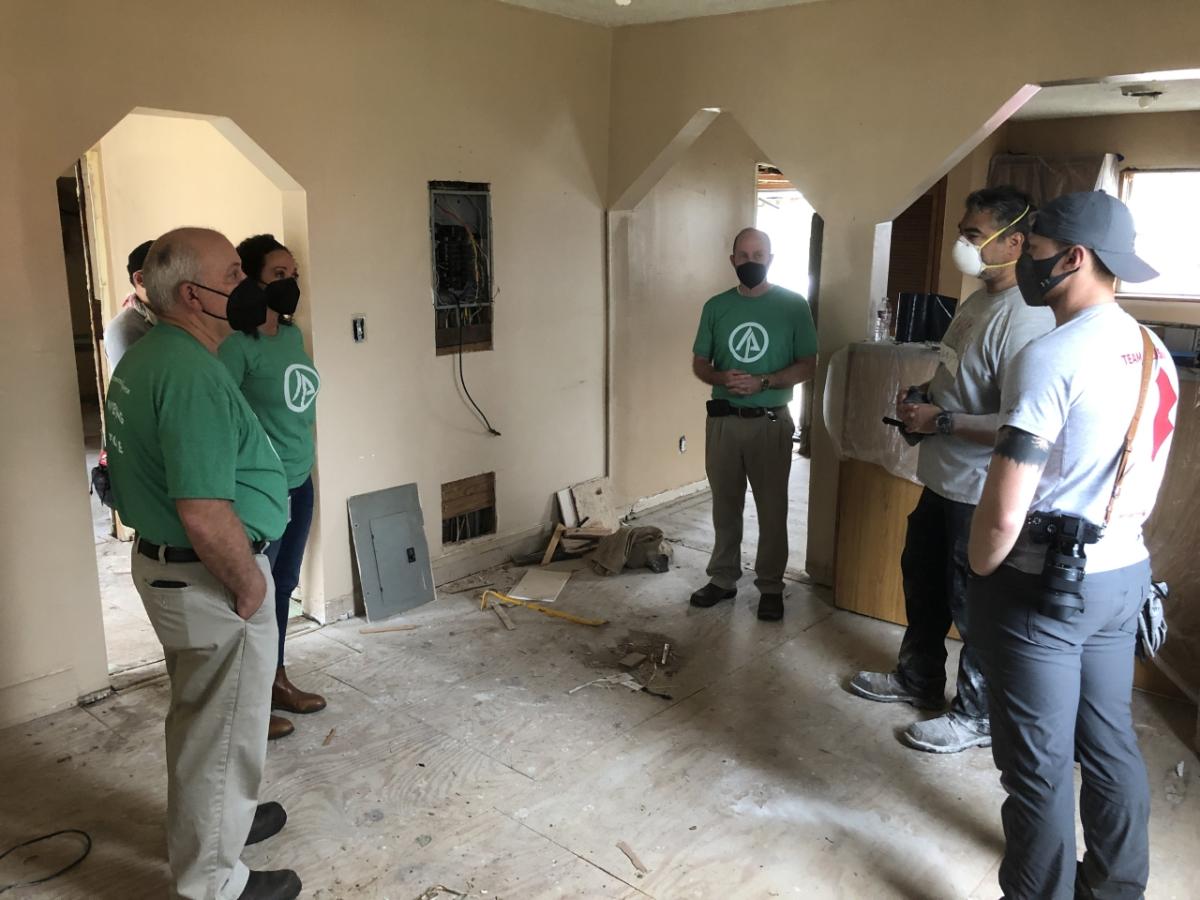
0;0;611;722
609;113;761;508
1004;110;1200;326
94;113;285;326
608;0;1200;585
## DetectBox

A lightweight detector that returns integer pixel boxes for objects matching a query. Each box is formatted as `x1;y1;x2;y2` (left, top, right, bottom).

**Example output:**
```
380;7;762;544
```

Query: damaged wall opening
441;472;497;544
431;180;494;355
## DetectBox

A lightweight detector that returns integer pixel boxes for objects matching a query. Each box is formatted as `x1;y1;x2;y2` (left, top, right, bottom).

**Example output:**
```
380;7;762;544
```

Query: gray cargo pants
968;560;1151;900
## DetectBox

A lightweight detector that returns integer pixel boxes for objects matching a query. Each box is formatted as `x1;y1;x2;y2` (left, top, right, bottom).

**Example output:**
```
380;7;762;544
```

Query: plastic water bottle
871;297;892;342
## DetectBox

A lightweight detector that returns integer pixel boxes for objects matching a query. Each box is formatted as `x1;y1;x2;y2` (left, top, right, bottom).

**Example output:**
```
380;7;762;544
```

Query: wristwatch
935;410;954;436
760;375;771;392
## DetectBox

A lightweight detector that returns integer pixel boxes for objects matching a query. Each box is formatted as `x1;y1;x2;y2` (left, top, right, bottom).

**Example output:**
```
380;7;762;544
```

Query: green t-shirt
106;324;289;547
692;284;818;408
219;326;319;489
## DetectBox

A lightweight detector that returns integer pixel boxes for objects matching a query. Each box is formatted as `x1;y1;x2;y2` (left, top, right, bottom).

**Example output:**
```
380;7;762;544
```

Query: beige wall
609;114;762;506
94;113;286;324
1005;110;1200;325
0;0;611;727
608;0;1200;586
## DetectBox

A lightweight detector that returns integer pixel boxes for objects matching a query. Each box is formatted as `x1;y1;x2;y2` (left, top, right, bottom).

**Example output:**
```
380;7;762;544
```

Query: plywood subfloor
3;486;1197;899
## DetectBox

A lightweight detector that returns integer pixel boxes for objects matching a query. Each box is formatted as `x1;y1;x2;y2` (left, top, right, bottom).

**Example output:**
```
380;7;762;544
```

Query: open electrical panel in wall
430;181;493;354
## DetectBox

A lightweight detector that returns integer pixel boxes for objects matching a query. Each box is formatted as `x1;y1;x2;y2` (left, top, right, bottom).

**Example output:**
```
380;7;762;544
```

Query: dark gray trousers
968;560;1151;900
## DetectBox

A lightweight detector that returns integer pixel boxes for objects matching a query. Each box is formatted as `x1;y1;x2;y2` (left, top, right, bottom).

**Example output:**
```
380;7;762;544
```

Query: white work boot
903;713;991;754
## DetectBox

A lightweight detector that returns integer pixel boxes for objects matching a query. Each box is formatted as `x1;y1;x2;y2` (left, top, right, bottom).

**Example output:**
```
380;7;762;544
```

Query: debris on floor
480;590;607;627
414;886;466;900
508;568;572;604
322;728;337;747
439;572;495;594
616;839;649;875
619;652;648;669
567;673;644;695
491;603;516;631
359;623;419;634
589;525;672;576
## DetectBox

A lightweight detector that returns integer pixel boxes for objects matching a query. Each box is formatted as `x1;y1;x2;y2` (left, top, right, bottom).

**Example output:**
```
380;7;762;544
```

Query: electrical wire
0;829;92;895
434;200;501;437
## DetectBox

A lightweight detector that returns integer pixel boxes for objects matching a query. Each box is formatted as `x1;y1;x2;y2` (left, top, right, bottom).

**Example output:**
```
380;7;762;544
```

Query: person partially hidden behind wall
689;227;818;622
103;239;156;368
968;191;1178;899
106;227;302;900
221;234;325;743
850;186;1054;754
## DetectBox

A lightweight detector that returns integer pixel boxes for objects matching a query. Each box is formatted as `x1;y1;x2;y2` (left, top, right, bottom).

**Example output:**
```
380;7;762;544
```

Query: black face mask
735;261;768;289
264;278;301;317
1016;249;1077;307
190;279;268;334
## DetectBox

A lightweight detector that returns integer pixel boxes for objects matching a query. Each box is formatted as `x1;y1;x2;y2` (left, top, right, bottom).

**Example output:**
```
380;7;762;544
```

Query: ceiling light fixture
615;0;632;6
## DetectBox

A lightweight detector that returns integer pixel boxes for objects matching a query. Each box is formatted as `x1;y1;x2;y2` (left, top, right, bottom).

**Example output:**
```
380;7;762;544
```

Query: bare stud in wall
678;436;687;454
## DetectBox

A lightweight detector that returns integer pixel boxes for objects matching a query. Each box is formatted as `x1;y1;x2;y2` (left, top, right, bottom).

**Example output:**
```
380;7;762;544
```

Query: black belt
707;402;788;419
137;538;267;563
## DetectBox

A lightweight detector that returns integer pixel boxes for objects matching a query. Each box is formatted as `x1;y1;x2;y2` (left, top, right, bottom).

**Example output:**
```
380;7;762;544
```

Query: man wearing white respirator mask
850;187;1054;753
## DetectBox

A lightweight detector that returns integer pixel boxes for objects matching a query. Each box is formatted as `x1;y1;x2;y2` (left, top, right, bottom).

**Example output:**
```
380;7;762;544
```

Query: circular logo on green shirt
284;364;320;413
729;322;769;364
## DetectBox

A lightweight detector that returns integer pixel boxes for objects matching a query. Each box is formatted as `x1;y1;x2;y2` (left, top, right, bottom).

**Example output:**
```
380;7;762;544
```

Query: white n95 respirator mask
952;205;1030;278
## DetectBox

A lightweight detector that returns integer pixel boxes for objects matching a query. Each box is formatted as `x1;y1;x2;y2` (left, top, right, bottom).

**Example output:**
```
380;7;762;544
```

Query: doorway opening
753;162;821;578
58;109;316;684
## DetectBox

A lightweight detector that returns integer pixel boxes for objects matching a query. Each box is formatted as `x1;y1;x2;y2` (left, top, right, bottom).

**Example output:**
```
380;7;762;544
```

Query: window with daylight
1119;170;1200;298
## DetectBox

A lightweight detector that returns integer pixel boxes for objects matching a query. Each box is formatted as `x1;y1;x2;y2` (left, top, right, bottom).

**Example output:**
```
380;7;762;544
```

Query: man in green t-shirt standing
106;228;301;900
690;228;818;621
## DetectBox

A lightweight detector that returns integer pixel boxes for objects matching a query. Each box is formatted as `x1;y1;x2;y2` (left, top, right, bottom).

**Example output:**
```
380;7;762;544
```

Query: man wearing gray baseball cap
966;191;1179;899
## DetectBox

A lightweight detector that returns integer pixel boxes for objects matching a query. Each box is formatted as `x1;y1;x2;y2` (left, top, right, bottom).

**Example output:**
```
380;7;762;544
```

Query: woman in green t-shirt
221;234;324;742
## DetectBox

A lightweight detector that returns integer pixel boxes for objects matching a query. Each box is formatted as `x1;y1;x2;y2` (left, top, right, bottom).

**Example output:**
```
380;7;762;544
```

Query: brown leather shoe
268;715;294;741
272;666;327;715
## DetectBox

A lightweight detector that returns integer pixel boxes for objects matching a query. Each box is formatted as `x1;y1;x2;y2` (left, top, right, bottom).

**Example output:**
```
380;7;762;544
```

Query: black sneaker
690;583;737;607
246;802;287;846
238;869;302;900
757;593;784;621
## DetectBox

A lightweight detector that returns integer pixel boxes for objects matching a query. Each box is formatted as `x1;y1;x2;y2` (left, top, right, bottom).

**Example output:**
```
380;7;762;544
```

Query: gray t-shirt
104;301;155;368
917;286;1054;504
1001;302;1179;575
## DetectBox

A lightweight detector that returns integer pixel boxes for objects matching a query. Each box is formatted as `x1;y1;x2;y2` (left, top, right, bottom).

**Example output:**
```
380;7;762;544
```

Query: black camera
881;386;931;446
1026;514;1103;621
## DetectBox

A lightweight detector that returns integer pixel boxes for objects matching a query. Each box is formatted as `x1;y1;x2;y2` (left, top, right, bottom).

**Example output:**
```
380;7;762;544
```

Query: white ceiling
495;0;829;27
1013;78;1200;120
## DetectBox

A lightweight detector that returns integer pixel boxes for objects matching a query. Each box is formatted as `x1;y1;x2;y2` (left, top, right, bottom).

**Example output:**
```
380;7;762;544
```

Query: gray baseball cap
1032;191;1158;283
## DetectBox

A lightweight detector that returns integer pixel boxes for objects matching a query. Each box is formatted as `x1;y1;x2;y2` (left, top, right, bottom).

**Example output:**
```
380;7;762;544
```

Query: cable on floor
0;829;92;895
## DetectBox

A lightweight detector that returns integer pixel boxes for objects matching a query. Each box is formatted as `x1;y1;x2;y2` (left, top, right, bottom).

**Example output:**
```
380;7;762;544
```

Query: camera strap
1104;326;1157;527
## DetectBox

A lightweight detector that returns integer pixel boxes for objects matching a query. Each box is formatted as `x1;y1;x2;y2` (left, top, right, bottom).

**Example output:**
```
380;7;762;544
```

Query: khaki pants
133;550;276;900
704;410;793;594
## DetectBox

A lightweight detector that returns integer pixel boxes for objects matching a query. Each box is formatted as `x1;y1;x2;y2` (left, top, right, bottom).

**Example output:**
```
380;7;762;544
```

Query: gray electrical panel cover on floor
347;483;435;622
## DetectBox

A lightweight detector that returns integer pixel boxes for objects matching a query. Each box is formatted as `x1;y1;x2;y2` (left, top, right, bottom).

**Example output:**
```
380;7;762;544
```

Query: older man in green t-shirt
690;227;818;621
106;228;301;900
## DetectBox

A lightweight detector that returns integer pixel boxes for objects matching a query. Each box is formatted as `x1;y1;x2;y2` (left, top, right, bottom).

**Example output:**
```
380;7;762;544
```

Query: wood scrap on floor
509;568;572;604
359;624;419;634
570;476;620;533
619;652;647;669
480;590;607;627
322;727;336;746
616;840;649;875
541;523;565;565
492;603;516;631
413;886;466;900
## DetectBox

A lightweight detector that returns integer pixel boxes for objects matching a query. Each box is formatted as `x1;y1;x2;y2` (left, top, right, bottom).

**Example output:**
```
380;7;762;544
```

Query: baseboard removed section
432;524;549;587
627;479;710;517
